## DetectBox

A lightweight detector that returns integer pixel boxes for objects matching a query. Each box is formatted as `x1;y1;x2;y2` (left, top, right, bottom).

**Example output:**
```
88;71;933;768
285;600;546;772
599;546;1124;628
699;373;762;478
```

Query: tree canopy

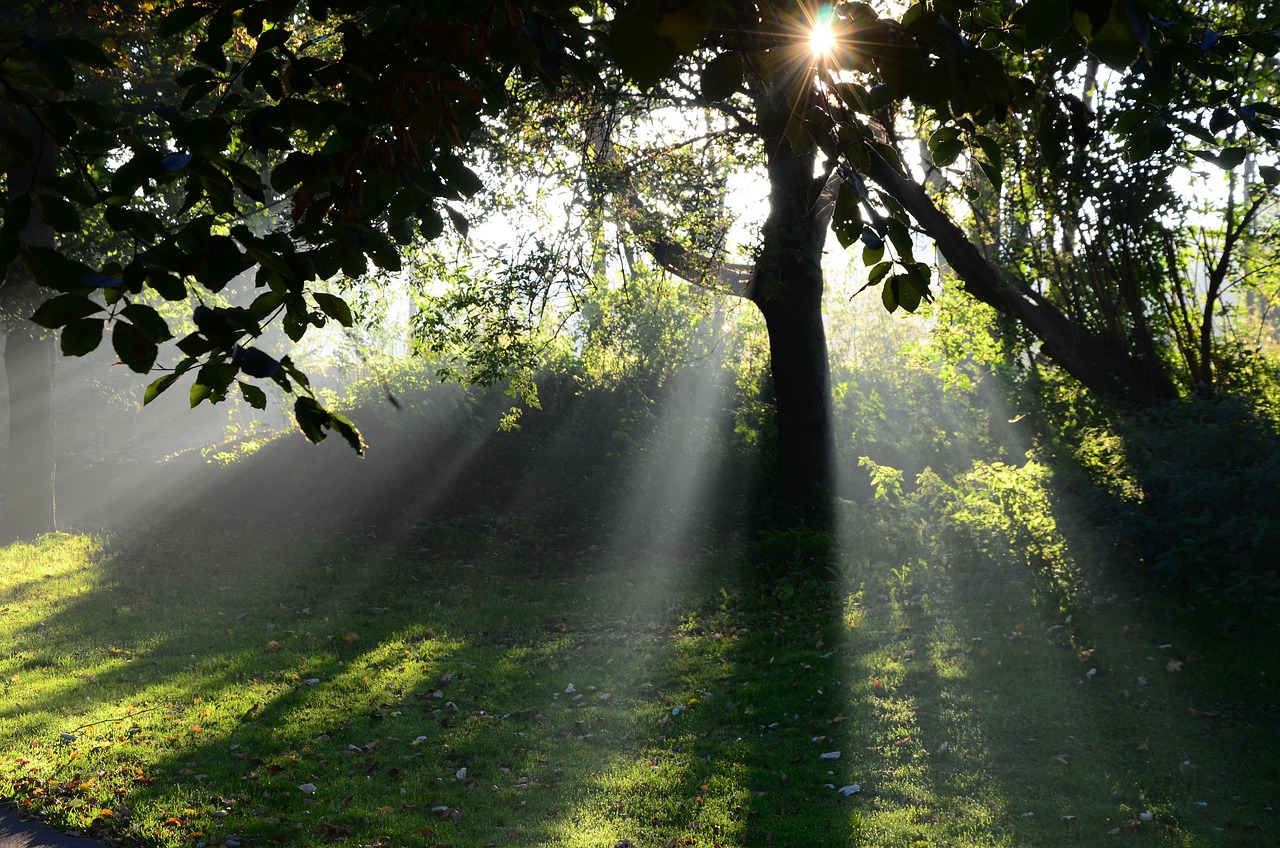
1;0;1277;479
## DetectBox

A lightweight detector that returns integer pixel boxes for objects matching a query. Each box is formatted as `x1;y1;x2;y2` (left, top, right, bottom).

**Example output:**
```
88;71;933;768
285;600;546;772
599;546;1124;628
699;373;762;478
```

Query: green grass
2;514;1277;848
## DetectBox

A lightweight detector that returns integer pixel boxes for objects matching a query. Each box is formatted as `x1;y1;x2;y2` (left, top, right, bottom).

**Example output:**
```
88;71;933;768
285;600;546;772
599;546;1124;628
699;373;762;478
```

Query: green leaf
700;52;744;102
61;318;104;356
445;207;469;240
895;274;922;313
1213;147;1248;170
329;410;365;455
1015;0;1072;48
607;0;681;90
886;217;914;260
832;184;863;248
1259;165;1280;186
61;98;119;129
112;320;158;373
147;269;189;301
931;137;964;167
974;134;1003;169
46;38;112;69
419;207;445;240
31;293;102;329
175;66;218;87
33;194;81;233
69;128;117;154
1072;0;1145;70
144;372;180;405
191;359;236;407
190;380;215;407
29;38;75;91
435;155;484;199
293;396;328;444
3;194;32;238
176;332;217;357
653;0;714;53
293;396;364;454
870;32;925;97
20;246;96;292
882;276;900;312
783;109;814;156
40;176;95;206
313;292;354;327
867;260;893;285
238;380;268;410
157;4;212;38
121;303;173;343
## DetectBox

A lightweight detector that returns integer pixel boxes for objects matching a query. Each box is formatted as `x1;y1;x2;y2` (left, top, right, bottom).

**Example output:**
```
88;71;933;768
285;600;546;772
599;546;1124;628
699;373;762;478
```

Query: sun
808;7;838;58
809;18;837;57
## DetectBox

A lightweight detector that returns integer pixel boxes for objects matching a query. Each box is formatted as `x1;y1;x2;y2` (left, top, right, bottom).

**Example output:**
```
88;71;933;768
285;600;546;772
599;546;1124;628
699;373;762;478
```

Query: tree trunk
748;119;835;529
608;93;837;528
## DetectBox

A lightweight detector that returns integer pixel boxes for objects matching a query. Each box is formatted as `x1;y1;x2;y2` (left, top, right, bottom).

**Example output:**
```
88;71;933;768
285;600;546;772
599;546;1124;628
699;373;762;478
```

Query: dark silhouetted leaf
33;194;80;233
113;320;157;373
238;380;268;410
61;318;104;356
158;4;212;38
31;293;103;328
121;303;172;343
700;52;744;102
232;345;281;378
314;292;354;327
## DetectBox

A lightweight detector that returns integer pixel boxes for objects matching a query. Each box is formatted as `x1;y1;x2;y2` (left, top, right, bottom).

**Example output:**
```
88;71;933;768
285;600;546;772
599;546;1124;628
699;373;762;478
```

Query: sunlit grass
2;518;1277;847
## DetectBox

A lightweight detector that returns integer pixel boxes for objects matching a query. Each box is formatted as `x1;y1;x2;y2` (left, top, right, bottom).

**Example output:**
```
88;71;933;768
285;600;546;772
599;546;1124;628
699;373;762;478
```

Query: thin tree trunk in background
2;320;56;540
1;110;58;541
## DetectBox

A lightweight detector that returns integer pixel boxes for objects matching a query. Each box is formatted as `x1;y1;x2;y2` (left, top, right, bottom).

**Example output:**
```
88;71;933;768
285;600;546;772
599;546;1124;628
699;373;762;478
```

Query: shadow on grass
5;375;850;846
831;497;1280;848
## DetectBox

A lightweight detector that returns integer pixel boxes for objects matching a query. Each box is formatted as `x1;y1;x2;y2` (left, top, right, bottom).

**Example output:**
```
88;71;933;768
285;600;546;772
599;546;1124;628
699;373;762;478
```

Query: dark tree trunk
748;121;836;529
611;84;838;529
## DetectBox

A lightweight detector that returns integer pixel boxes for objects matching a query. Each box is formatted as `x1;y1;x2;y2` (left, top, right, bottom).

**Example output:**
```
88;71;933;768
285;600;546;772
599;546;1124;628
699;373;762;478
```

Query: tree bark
603;97;837;527
747;118;836;529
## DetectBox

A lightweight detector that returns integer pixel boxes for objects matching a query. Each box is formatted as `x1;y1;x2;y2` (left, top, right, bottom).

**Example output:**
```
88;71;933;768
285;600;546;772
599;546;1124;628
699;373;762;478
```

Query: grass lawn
2;491;1277;848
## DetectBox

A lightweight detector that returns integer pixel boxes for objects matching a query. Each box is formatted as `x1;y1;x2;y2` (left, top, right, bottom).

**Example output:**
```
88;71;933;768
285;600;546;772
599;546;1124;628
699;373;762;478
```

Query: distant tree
0;0;1276;536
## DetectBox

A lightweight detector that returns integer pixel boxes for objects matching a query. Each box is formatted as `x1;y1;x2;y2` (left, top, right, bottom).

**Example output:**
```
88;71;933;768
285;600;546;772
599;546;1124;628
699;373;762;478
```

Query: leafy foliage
3;0;1276;450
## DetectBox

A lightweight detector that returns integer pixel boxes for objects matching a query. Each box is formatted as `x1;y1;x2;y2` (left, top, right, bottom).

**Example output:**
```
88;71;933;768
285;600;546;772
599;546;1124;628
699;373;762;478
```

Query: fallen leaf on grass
298;783;317;794
1166;659;1183;672
265;641;281;653
1050;754;1069;766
